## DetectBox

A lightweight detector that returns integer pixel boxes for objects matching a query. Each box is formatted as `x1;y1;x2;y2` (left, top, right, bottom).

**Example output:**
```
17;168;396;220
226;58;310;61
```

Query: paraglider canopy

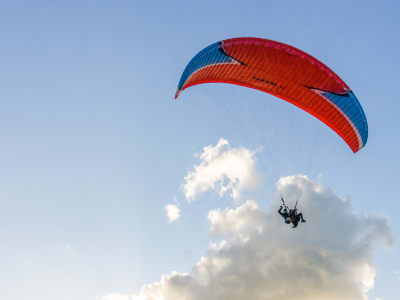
175;37;368;153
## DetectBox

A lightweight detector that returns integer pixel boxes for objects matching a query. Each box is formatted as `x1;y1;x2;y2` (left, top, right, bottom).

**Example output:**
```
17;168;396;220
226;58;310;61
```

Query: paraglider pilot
278;198;306;228
278;205;291;225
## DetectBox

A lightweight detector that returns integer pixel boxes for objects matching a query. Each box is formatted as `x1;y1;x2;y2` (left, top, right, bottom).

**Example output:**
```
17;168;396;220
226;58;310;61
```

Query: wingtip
175;89;180;99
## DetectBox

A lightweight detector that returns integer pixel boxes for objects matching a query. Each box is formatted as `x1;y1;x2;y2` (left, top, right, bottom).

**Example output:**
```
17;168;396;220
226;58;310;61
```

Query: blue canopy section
177;42;233;92
320;91;368;147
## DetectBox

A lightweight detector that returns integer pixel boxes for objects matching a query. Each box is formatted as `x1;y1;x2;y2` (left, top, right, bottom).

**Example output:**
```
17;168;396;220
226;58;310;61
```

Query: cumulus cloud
165;204;181;224
126;175;391;300
208;200;265;236
182;138;260;201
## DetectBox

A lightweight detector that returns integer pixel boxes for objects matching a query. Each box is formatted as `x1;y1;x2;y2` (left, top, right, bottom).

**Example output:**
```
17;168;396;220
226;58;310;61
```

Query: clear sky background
0;1;399;300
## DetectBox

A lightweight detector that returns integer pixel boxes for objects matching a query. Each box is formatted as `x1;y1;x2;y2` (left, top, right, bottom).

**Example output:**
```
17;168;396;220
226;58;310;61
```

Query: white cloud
165;204;181;224
208;200;265;236
130;175;391;300
182;138;260;201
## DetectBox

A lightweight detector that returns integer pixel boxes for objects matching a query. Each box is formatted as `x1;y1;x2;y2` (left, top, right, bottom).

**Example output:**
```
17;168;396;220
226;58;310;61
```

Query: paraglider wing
175;37;368;153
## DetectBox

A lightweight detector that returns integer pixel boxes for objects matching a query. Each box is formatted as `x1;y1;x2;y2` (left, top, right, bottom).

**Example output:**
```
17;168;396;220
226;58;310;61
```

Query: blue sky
0;1;399;299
